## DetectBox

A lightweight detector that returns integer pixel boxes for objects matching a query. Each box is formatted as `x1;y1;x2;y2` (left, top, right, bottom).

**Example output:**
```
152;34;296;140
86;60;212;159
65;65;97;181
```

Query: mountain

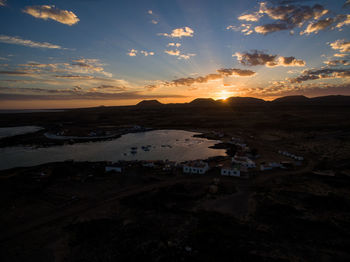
188;98;218;107
225;97;266;106
310;95;350;106
136;100;163;107
272;95;310;104
272;95;350;106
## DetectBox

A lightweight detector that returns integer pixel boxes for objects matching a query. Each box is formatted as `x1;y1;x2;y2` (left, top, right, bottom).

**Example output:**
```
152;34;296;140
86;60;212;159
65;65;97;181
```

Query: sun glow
216;90;234;100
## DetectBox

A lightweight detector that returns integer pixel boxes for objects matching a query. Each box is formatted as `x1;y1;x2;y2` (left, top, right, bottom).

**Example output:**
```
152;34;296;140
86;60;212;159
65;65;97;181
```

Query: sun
216;90;232;100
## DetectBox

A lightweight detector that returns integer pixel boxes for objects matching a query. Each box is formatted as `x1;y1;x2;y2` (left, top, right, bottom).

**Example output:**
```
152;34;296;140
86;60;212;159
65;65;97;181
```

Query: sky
0;0;349;109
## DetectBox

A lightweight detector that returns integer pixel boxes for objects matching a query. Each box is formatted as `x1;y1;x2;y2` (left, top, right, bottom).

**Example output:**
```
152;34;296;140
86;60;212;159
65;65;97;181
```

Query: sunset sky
0;0;350;109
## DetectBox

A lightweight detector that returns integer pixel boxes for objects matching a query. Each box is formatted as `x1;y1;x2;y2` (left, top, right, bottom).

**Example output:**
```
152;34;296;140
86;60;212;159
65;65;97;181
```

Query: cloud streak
23;5;79;26
289;68;350;83
0;35;64;49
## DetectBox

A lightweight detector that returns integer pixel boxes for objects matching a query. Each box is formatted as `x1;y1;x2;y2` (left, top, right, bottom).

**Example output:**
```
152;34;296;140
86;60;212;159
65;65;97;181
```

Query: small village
104;131;306;179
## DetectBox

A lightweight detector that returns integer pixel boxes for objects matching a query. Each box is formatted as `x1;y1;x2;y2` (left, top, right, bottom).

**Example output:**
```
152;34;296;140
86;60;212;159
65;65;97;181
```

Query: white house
221;164;240;177
183;161;209;174
232;153;256;168
105;166;122;173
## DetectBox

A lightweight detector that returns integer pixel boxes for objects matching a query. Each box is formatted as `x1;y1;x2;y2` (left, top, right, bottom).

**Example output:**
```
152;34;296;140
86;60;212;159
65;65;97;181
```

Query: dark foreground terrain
1;161;350;261
1;96;350;261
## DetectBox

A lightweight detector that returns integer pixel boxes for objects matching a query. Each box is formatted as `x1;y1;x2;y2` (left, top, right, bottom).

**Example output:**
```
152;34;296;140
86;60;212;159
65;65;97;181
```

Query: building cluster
278;150;304;161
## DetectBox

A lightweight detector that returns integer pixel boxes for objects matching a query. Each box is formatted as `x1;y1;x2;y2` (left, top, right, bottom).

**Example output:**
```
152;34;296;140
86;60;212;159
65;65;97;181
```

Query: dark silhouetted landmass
136;99;163;107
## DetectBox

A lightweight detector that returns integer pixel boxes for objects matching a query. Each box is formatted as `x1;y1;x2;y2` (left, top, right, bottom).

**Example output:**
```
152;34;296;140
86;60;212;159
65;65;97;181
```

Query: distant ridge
272;95;310;104
136;100;163;107
226;97;266;106
188;98;217;107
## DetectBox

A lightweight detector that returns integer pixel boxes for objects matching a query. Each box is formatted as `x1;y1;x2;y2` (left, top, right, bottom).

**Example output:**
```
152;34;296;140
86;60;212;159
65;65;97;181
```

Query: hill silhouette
136;100;163;107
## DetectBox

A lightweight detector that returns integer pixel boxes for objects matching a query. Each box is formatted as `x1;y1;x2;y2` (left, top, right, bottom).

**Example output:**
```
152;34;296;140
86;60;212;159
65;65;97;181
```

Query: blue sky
0;0;349;108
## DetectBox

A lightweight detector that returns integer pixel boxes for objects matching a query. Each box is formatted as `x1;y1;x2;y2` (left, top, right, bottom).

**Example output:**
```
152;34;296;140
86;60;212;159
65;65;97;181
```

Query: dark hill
272;95;310;104
225;97;266;106
310;95;350;106
188;98;218;107
136;100;163;107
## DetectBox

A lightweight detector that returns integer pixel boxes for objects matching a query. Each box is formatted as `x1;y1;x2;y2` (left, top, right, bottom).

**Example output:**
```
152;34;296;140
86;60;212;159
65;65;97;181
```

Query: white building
221;165;240;177
232;153;256;168
183;161;209;174
105;166;122;173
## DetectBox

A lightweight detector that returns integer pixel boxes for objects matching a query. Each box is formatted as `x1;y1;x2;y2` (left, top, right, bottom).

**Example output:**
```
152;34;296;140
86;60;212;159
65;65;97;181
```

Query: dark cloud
235;50;305;67
289;68;350;83
217;68;256;76
344;0;350;8
255;23;289;34
324;59;350;66
248;2;328;34
169;68;256;87
0;70;29;75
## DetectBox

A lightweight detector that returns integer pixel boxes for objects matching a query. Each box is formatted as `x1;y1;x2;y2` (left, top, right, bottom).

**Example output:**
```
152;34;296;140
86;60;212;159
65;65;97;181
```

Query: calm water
0;126;43;139
0;130;226;170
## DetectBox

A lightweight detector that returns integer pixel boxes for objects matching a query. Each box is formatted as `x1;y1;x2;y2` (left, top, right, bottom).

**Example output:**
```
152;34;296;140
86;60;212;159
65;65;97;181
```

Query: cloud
23;5;79;26
335;14;350;29
127;49;154;57
235;50;305;67
254;23;289;34
168;43;181;47
159;27;194;38
0;0;6;7
169;68;256;87
164;49;196;60
289;68;350;83
216;68;256;77
69;59;113;77
0;70;29;75
227;24;254;35
238;13;261;22
334;53;349;58
13;59;114;79
344;0;350;8
0;35;64;49
140;50;155;56
324;59;350;66
248;2;328;34
127;49;138;57
0;89;185;101
300;17;334;35
147;9;159;24
330;39;350;53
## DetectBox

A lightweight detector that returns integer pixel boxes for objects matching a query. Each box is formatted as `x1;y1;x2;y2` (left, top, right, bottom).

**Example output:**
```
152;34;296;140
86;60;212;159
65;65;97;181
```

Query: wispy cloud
127;49;154;57
330;39;350;53
0;0;6;7
168;43;181;47
147;9;159;24
227;24;254;35
234;50;305;67
23;5;79;26
164;49;195;60
0;35;64;49
288;68;350;83
159;27;194;38
237;2;329;35
140;50;155;56
148;68;256;89
324;59;350;66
